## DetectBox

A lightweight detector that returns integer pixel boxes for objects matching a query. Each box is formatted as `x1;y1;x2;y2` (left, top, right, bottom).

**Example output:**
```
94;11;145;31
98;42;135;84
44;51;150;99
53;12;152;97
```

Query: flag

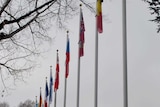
54;50;59;91
56;52;59;73
36;103;38;107
44;80;49;107
49;67;53;104
65;35;70;78
54;70;59;91
97;0;103;33
79;7;85;57
38;89;42;107
35;96;38;107
36;102;38;107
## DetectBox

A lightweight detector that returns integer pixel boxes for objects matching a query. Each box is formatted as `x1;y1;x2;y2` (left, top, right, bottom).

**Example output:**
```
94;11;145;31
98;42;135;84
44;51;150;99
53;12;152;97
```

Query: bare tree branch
143;0;160;32
0;0;94;90
0;0;12;16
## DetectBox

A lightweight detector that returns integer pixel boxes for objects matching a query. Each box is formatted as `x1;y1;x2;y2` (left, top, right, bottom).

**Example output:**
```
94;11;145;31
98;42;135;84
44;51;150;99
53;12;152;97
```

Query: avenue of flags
35;2;103;107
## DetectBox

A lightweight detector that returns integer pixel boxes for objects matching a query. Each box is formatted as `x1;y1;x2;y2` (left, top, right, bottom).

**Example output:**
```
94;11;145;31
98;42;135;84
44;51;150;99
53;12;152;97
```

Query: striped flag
97;0;103;33
44;80;49;107
79;7;85;57
65;34;70;78
54;50;59;91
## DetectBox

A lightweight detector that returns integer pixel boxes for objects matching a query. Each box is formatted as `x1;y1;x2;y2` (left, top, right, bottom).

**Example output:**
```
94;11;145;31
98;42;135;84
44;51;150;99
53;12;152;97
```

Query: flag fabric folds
38;89;42;107
79;7;85;57
54;70;59;91
49;67;53;104
44;80;49;107
65;34;70;78
97;0;103;33
54;51;60;91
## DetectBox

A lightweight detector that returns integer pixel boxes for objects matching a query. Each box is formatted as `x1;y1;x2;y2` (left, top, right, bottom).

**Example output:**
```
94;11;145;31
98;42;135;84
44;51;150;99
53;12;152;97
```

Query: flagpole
39;87;42;107
77;39;81;107
122;0;128;107
54;50;59;107
94;0;100;107
64;77;67;107
49;66;52;107
94;12;99;107
76;4;82;107
54;91;57;107
64;31;69;107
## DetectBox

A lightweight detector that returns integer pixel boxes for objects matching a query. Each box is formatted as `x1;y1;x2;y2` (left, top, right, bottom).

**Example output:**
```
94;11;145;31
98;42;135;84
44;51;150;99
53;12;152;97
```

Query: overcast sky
1;0;160;107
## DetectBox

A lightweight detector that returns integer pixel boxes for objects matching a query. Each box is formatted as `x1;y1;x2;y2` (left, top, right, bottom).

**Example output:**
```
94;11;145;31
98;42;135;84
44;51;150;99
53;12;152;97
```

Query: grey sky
1;0;160;107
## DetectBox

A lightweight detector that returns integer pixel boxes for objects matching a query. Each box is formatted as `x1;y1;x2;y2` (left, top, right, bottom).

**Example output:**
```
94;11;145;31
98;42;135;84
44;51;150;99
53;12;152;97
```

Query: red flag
97;0;103;33
79;8;85;57
54;50;59;91
56;51;59;73
65;35;70;78
38;88;42;107
54;71;59;91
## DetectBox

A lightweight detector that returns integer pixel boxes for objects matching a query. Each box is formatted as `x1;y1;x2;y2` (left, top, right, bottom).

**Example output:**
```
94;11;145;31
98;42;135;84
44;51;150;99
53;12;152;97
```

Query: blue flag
44;80;49;107
49;68;53;103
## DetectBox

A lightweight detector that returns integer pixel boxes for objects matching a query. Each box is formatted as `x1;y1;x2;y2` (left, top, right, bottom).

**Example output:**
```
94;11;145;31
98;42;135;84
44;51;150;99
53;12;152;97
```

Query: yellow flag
96;0;103;33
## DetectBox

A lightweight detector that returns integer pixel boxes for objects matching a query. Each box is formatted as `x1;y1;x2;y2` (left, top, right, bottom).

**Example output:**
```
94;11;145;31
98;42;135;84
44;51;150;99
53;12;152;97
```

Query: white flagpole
94;0;99;107
94;11;99;107
122;0;128;107
76;4;82;107
64;31;69;107
76;45;81;107
54;91;57;107
63;76;67;107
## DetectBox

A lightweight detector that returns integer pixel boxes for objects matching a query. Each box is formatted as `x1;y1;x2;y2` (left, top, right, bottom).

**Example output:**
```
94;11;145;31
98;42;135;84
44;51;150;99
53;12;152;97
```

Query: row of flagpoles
34;0;128;107
34;0;104;107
